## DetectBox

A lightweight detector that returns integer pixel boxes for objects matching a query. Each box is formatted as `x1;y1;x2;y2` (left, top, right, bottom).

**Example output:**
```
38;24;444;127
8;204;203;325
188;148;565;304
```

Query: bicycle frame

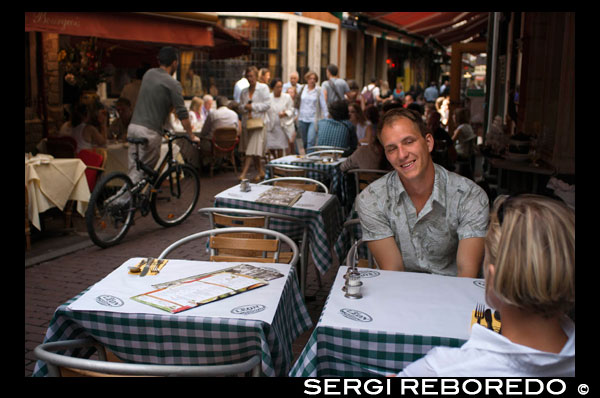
130;131;196;206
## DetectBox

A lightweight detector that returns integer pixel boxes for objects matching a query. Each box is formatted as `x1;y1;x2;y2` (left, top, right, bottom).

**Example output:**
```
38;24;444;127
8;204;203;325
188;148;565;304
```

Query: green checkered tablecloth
33;264;312;377
266;156;349;206
214;193;344;276
289;325;465;377
289;267;485;377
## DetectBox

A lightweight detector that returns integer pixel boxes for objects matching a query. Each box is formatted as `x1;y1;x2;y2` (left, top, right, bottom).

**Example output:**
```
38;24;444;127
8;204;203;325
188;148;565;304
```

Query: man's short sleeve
355;181;395;242
456;183;489;240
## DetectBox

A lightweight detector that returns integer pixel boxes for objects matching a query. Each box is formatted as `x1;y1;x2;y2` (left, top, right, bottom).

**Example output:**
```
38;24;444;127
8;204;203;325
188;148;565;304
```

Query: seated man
315;99;357;157
199;95;240;165
355;108;489;277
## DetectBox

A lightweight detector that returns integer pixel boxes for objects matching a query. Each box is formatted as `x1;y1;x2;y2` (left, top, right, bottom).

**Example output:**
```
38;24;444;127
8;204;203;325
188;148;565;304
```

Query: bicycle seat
127;137;149;145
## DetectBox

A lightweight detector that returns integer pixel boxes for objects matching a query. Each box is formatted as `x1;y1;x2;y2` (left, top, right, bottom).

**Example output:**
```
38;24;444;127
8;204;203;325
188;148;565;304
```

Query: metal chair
342;219;378;269
306;145;348;153
265;164;332;192
346;168;388;194
35;337;261;377
305;149;344;160
345;237;379;270
258;177;329;194
158;227;299;272
197;207;310;297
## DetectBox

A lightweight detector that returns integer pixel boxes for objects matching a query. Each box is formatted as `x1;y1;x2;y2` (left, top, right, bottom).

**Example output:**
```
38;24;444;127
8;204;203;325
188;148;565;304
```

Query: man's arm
367;237;405;271
180;118;201;144
456;237;485;277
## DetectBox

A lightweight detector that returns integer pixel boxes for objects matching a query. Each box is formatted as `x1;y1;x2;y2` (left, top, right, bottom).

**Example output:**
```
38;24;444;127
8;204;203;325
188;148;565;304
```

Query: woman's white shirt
398;317;575;377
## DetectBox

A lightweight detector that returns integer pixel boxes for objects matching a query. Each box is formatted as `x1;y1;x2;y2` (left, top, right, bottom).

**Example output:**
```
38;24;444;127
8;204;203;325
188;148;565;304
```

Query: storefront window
179;17;282;100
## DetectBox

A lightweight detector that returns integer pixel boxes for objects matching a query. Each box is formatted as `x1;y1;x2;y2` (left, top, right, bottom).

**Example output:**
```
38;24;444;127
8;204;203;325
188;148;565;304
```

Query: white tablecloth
25;155;90;230
68;258;292;324
323;267;486;340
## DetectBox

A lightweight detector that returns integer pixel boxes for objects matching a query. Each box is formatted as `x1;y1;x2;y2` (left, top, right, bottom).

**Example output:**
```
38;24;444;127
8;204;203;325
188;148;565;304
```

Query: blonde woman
189;96;203;131
398;194;575;376
239;66;271;182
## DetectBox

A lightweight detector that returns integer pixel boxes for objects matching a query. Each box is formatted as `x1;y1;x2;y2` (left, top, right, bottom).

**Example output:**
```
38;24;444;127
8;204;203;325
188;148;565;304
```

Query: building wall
216;12;340;85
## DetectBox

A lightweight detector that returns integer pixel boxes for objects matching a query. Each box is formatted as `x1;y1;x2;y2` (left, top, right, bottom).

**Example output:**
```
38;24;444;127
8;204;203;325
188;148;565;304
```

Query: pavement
24;167;340;377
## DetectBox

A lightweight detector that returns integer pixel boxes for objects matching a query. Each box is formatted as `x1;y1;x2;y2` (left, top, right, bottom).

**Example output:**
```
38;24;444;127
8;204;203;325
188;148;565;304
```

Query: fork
475;303;485;325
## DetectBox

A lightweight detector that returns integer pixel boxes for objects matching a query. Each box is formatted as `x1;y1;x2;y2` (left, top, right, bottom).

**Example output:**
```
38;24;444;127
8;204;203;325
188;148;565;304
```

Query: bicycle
85;130;200;248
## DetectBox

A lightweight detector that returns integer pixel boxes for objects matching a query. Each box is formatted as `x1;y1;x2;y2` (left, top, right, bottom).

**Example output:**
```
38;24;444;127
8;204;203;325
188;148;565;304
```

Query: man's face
380;117;434;184
290;73;298;85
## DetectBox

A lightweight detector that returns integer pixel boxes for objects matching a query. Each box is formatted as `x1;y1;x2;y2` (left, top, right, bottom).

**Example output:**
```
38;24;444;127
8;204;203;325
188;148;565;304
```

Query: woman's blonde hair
304;70;319;83
190;96;203;112
486;194;575;318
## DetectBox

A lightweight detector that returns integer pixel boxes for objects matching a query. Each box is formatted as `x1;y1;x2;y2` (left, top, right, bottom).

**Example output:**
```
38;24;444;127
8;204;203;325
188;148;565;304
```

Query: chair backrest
345;238;378;270
78;148;106;191
258;177;329;194
347;168;388;194
197;207;309;297
306;149;344;160
212;127;239;154
343;219;378;269
46;136;77;158
269;164;307;177
35;337;261;377
157;227;299;269
307;145;348;153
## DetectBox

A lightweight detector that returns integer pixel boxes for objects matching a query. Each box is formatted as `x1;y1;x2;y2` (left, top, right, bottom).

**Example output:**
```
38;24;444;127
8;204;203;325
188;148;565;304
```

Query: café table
25;154;90;231
33;258;312;377
486;156;555;195
289;266;486;377
266;155;348;206
214;183;344;276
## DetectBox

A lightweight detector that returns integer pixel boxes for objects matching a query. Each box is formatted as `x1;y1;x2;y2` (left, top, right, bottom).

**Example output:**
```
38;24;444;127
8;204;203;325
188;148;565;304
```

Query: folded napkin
470;309;502;332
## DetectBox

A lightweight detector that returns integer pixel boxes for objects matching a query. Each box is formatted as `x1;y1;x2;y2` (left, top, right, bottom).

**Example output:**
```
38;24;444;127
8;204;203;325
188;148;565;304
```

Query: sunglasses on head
497;194;526;225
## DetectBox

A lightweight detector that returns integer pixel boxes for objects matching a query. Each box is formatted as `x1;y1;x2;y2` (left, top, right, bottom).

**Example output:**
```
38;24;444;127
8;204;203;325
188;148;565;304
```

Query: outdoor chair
35;337;261;377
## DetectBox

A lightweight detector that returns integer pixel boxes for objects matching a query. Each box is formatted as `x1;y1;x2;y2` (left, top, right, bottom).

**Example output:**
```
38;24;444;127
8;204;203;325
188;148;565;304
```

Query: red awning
361;12;489;47
25;12;214;48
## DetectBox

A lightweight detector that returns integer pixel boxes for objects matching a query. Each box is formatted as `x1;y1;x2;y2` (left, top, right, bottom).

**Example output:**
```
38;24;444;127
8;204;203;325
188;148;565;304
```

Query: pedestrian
238;66;271;182
296;70;326;150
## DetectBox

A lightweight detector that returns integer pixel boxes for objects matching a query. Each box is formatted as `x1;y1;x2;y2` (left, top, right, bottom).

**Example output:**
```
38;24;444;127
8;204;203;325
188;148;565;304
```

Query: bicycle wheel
150;164;200;227
85;171;135;248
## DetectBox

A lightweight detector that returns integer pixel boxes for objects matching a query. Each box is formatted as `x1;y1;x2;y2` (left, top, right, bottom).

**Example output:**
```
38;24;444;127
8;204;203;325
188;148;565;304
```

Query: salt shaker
344;272;363;299
240;179;251;192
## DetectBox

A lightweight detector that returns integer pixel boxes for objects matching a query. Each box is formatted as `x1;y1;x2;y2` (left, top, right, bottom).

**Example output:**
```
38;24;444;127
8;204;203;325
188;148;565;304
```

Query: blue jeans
298;120;317;149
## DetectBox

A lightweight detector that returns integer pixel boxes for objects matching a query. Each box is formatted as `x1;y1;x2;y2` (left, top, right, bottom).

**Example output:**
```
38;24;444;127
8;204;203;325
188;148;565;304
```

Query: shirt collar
391;163;448;210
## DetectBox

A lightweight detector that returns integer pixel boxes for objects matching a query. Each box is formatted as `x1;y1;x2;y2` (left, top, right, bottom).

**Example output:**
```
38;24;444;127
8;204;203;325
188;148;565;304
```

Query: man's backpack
362;86;375;106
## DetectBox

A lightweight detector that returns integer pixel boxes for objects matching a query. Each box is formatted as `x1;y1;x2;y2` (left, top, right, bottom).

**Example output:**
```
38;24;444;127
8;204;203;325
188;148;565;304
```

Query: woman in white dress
267;78;294;159
239;66;271;182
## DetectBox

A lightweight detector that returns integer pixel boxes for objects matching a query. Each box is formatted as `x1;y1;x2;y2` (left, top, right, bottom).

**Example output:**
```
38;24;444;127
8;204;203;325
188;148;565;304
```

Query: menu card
131;264;283;314
255;186;303;206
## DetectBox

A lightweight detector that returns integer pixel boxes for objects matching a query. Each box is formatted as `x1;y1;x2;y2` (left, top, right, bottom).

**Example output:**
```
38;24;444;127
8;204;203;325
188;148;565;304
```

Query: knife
140;257;154;277
484;308;494;331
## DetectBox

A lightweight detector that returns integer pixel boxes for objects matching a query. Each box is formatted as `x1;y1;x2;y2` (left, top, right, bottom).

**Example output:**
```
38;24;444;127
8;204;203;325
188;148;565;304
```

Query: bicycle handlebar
163;129;200;148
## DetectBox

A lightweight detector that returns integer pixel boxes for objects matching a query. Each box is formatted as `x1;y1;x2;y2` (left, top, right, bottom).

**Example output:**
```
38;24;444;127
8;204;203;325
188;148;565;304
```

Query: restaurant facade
25;11;574;178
